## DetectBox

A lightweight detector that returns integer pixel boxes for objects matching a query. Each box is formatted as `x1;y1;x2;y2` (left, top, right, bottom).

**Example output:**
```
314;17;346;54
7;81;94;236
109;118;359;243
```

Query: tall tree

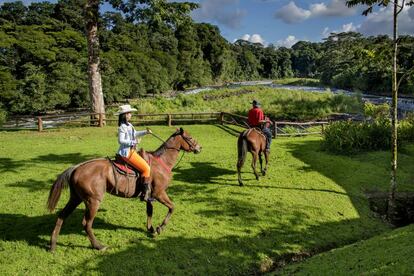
84;0;104;124
84;0;198;122
346;0;414;217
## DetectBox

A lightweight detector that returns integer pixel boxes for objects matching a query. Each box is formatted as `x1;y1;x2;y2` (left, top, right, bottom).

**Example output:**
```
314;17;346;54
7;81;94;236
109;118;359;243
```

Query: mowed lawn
0;124;413;275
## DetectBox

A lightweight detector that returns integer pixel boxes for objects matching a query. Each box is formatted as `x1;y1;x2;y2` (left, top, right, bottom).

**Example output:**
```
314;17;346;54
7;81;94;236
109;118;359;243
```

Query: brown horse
47;128;201;251
236;128;269;186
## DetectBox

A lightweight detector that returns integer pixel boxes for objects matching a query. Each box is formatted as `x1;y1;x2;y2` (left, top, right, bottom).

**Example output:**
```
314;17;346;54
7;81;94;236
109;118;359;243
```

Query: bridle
150;131;198;152
148;131;198;170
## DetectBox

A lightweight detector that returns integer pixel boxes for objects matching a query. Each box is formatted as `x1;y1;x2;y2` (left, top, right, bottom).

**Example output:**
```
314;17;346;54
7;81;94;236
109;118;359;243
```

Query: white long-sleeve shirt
117;123;148;157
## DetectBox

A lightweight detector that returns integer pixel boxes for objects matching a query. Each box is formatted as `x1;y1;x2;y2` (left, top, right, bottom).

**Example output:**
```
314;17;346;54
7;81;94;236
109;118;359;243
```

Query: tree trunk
85;0;105;126
388;0;399;218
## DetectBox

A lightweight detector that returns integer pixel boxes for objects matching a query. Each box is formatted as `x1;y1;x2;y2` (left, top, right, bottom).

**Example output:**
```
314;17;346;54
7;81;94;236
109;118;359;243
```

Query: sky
2;0;414;47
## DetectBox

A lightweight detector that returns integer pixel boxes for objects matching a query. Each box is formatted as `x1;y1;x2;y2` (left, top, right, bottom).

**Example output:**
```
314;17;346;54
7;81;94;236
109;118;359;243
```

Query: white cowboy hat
116;104;137;115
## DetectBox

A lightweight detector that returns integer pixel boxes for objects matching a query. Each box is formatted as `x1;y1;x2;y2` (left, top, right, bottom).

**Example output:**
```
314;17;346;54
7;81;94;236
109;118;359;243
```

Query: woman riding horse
47;128;201;251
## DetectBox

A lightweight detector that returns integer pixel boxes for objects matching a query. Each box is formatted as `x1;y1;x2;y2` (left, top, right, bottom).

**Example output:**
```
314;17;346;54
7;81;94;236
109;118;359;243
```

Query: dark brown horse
237;128;269;186
47;128;201;251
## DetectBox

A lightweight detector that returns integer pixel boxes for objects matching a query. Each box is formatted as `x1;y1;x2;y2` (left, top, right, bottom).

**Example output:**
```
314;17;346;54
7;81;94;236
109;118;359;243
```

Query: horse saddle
244;127;266;139
111;149;151;176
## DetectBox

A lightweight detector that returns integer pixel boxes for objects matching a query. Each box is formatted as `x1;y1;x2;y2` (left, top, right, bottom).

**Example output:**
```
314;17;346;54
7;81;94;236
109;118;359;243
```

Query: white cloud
310;0;355;17
322;27;330;38
274;2;311;24
358;5;414;36
276;35;298;48
240;33;266;45
321;22;359;38
275;0;357;24
192;0;246;29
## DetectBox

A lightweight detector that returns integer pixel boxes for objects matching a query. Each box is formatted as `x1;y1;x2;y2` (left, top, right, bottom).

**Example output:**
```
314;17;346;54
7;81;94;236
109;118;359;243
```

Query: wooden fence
220;112;328;137
1;111;328;137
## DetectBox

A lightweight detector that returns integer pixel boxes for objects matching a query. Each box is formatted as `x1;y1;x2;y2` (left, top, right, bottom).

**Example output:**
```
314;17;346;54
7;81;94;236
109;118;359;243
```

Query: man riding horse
247;100;272;153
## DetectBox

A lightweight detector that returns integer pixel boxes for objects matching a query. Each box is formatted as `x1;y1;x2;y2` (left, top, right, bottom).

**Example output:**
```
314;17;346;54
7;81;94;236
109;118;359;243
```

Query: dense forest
0;0;413;117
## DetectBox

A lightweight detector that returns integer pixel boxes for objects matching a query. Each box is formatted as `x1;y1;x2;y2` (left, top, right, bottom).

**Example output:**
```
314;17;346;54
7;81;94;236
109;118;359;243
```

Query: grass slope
0;125;413;275
277;224;414;275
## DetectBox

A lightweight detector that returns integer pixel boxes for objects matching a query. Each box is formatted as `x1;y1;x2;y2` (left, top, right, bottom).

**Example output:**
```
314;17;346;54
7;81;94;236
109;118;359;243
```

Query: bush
322;113;414;154
0;108;7;126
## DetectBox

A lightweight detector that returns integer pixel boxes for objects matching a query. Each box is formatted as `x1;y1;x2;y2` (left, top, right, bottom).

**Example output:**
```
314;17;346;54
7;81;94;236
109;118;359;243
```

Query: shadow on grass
0;210;143;250
0;157;27;173
30;153;98;165
66;209;385;275
66;152;388;273
3;153;99;192
286;139;390;212
6;178;54;191
173;162;236;185
214;124;243;137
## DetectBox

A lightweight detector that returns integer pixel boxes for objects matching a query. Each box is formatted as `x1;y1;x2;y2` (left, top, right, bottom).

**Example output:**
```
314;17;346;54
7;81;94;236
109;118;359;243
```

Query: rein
148;131;186;171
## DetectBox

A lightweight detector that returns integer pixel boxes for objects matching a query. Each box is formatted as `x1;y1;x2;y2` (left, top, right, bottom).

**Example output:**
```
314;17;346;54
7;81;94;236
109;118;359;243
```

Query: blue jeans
262;127;272;150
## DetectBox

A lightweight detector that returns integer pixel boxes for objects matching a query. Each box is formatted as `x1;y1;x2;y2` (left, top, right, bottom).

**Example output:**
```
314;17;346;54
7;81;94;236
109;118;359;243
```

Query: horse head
174;127;202;154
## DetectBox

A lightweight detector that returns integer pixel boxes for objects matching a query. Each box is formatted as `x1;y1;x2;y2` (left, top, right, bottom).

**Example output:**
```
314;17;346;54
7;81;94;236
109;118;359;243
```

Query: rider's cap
252;100;260;107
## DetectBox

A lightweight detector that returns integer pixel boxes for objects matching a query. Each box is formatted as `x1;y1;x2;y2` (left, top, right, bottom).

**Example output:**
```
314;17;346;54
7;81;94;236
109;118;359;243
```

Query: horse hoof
156;226;162;235
239;181;244;186
262;171;266;176
255;176;259;180
148;226;155;234
95;245;108;251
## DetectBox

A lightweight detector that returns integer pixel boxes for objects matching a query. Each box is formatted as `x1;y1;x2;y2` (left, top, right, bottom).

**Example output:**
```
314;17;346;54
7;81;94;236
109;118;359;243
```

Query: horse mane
151;130;181;157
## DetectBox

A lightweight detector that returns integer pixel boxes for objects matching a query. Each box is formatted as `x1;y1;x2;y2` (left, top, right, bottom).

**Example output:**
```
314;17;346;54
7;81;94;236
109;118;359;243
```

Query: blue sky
2;0;414;47
183;0;414;47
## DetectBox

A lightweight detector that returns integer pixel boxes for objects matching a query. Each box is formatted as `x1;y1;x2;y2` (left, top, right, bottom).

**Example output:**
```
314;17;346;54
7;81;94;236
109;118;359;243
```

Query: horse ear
179;127;184;134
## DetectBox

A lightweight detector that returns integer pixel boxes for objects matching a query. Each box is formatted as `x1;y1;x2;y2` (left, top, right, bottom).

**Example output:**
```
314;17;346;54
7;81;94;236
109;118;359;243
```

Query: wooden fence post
321;123;325;134
37;117;43;132
273;121;277;138
219;112;224;125
98;113;104;127
167;114;172;127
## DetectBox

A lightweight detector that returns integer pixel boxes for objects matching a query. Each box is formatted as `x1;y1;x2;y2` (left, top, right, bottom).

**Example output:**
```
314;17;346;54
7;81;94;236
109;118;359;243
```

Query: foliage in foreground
1;125;414;275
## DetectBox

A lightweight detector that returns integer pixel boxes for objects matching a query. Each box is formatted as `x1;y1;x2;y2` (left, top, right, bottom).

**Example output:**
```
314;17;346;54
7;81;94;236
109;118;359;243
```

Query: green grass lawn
276;224;414;275
0;125;413;275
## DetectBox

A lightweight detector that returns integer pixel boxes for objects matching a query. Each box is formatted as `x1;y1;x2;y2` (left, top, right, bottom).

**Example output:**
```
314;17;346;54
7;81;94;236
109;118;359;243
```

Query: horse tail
47;158;110;212
47;166;76;212
237;131;248;168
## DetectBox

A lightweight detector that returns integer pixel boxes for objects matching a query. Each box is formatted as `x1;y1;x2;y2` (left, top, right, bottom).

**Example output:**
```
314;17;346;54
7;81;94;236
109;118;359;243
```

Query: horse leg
49;194;82;252
146;201;155;234
263;149;270;175
251;152;260;180
259;152;265;175
237;160;243;186
154;191;174;235
83;198;106;250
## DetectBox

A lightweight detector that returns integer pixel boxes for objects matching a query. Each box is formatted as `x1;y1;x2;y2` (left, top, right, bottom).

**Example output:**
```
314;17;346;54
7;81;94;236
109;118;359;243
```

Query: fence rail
1;111;329;137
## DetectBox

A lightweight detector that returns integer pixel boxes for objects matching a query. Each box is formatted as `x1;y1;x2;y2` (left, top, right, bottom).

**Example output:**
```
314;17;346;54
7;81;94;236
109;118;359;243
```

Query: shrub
322;114;414;154
322;120;392;154
0;107;7;126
